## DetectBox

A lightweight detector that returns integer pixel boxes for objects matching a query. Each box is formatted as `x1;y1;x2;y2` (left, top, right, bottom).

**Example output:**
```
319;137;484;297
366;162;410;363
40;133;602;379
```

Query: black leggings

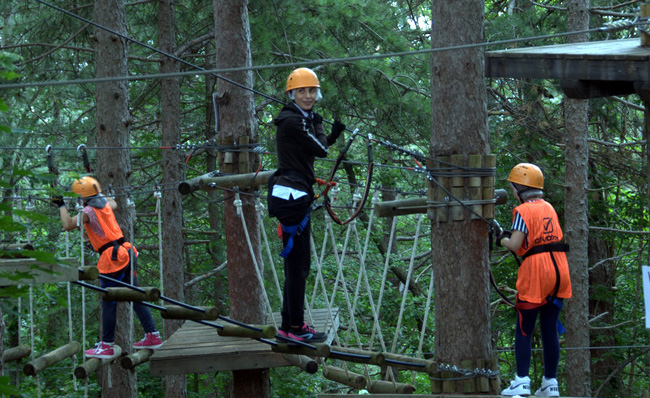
515;299;562;379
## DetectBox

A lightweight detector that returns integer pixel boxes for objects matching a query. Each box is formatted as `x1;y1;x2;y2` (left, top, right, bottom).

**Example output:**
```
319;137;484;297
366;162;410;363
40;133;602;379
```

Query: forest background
0;0;648;397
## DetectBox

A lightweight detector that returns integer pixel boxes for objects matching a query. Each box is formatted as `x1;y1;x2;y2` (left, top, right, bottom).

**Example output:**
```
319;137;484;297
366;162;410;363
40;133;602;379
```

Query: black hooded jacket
273;102;338;194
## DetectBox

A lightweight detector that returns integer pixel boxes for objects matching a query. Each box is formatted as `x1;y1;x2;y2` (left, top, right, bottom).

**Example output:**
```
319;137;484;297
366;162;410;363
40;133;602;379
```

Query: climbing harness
323;129;374;225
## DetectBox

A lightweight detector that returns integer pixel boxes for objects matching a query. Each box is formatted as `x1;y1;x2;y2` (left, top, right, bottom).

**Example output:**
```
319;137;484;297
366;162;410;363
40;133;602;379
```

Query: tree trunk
204;64;228;316
564;1;591;396
93;0;136;395
430;0;493;393
213;0;269;397
157;1;187;397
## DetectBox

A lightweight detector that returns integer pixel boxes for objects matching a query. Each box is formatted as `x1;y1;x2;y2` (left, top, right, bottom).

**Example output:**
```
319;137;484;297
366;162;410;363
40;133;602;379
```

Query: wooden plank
0;258;78;286
149;308;339;376
485;38;650;87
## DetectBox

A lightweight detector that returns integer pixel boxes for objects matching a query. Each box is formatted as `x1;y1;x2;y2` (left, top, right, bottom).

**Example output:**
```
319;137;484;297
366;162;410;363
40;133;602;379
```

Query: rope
368;194;400;352
348;192;387;351
233;193;277;329
76;201;88;397
413;265;435;385
29;286;41;398
256;201;284;303
390;213;424;354
127;194;136;345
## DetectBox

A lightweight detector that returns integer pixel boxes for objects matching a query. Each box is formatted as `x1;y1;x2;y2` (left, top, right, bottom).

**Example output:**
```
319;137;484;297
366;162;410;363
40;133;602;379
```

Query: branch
593;346;650;398
589;249;641;271
185;262;227;288
589;226;650;235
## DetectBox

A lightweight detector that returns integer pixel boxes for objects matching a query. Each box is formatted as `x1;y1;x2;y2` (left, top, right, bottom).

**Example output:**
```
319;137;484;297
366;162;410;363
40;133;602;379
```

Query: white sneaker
501;375;531;396
535;377;560;397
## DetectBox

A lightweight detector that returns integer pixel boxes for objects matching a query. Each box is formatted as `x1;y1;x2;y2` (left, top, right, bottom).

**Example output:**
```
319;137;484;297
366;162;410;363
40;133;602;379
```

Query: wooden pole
641;3;650;46
161;305;219;320
197;170;275;191
120;348;154;370
374;189;507;218
73;345;123;378
101;287;160;302
178;170;220;195
23;341;80;376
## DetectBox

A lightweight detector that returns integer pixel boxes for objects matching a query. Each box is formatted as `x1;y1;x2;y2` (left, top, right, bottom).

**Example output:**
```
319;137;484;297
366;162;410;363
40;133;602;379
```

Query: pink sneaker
85;342;115;359
133;332;162;349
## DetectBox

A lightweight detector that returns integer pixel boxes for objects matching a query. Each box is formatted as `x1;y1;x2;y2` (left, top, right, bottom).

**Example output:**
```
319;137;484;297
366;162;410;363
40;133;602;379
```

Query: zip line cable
2;2;647;91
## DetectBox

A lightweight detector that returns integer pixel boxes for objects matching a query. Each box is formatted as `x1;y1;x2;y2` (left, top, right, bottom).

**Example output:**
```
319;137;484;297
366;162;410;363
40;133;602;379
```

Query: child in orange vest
54;176;162;358
497;163;571;397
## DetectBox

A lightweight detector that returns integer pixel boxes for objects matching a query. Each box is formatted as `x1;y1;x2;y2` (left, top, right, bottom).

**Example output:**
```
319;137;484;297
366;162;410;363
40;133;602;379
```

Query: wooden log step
327;346;384;366
74;345;123;378
367;379;415;394
102;287;160;302
120;348;154;369
78;266;99;281
272;342;330;358
217;324;277;339
3;345;31;362
322;365;366;390
23;341;80;376
382;352;436;372
161;305;219;320
283;354;318;374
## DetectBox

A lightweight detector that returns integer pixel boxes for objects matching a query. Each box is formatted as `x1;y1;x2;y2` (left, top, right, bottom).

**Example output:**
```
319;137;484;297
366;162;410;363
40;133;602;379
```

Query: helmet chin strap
512;182;530;204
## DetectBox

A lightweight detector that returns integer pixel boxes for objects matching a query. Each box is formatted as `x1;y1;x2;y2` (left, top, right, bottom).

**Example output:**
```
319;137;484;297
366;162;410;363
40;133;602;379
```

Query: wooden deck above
149;308;339;376
486;38;650;99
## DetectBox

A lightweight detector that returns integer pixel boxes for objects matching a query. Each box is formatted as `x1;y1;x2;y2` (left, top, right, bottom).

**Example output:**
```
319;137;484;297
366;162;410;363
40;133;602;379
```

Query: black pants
281;219;311;330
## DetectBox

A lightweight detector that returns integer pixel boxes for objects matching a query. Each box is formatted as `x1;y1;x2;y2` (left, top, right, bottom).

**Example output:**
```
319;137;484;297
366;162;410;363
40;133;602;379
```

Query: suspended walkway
150;308;338;375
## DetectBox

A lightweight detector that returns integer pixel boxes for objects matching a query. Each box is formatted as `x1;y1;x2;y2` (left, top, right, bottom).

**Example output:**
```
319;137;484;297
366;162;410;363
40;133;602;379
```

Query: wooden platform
150;308;339;376
0;257;78;286
486;38;650;99
318;395;583;398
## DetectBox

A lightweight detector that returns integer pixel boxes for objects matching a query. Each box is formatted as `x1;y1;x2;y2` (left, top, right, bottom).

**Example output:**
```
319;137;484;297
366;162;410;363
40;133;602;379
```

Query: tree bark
93;0;136;395
430;0;493;393
564;1;591;396
158;0;187;396
213;0;269;396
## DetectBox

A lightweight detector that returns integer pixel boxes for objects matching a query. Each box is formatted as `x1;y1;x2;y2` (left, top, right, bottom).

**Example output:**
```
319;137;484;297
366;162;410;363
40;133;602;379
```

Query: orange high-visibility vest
83;205;136;274
512;199;572;304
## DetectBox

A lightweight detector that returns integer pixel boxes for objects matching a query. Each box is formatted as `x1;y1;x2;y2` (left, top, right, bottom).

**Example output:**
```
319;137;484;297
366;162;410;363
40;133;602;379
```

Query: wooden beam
561;79;636;99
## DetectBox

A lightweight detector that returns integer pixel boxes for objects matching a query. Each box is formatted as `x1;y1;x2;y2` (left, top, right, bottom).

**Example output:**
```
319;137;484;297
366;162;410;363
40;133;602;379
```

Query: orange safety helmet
507;163;544;189
71;176;102;198
286;68;320;92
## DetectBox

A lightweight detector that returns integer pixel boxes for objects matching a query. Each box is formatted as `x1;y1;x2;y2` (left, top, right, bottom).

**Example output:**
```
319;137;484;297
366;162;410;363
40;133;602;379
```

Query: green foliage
0;0;649;396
